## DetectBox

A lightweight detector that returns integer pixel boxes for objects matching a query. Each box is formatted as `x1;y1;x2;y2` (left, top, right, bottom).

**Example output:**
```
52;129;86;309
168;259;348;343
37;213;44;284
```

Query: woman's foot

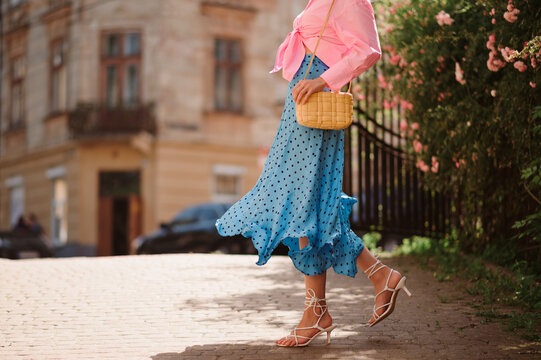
275;295;333;346
366;262;404;326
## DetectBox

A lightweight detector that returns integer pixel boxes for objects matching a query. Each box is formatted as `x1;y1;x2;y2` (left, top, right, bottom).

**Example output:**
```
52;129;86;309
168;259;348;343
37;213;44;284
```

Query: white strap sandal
363;254;413;327
277;288;337;347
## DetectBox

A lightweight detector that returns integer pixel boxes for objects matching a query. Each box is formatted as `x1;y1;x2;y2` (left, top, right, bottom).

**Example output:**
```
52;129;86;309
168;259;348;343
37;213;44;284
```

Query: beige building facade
0;0;305;256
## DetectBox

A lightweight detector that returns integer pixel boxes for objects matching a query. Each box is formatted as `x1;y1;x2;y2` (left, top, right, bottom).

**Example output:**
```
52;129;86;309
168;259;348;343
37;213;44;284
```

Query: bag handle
302;0;352;93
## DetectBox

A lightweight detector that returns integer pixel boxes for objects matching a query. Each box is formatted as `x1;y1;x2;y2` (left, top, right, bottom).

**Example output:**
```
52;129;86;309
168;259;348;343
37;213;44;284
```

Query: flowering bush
375;0;541;263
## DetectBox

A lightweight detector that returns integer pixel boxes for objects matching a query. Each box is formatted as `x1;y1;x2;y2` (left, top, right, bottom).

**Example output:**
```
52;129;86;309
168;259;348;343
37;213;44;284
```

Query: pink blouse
270;0;381;91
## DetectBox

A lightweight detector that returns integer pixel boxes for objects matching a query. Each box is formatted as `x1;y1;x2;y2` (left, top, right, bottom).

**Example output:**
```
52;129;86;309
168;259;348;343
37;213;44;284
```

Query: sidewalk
0;253;538;360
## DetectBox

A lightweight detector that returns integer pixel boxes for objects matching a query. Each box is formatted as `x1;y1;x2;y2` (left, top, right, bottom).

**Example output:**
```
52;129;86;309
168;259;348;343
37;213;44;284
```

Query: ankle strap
304;288;327;317
363;254;387;279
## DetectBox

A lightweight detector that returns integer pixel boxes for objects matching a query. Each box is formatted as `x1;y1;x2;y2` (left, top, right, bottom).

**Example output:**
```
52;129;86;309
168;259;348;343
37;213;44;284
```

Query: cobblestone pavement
0;253;539;360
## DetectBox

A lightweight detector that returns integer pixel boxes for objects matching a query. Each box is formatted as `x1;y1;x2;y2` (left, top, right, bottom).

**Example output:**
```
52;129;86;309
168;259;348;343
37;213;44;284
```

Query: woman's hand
292;77;328;105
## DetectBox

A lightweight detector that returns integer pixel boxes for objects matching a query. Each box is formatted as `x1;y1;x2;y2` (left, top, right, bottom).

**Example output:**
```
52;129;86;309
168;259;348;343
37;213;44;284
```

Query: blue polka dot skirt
215;54;365;278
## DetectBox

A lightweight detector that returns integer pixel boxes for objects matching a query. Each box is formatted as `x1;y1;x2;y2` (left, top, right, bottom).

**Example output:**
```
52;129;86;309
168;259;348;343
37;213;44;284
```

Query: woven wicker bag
296;90;353;130
295;0;353;130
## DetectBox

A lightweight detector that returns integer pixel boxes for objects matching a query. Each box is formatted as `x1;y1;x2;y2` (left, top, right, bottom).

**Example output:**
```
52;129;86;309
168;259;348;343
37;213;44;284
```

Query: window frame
211;164;245;203
50;177;68;246
99;30;142;108
213;37;244;114
5;175;25;228
49;36;68;114
8;55;26;129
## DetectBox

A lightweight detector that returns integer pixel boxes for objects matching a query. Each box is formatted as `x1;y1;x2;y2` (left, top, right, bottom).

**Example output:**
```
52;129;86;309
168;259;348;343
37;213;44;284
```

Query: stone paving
0;253;539;360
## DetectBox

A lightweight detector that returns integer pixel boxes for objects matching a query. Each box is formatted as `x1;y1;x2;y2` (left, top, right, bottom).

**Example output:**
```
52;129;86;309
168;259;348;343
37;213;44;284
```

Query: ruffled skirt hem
215;192;364;278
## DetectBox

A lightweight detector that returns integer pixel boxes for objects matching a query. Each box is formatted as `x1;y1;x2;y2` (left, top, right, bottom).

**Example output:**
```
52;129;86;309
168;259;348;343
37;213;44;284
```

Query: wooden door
98;197;113;256
128;195;142;250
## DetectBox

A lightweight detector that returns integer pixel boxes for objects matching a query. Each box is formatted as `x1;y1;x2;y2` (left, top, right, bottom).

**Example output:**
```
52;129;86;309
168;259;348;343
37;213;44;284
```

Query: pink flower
390;54;401;66
395;73;402;80
419;48;425;54
455;62;466;85
492;18;496;24
384;99;392;109
411;122;419;130
454;159;466;168
400;100;413;111
503;8;520;23
378;74;388;89
413;139;423;153
486;34;496;52
530;82;537;88
487;52;506;72
513;61;527;72
531;58;537;68
431;156;439;173
500;47;517;62
400;120;409;132
489;8;496;16
390;7;396;15
490;89;497;97
416;160;429;172
436;10;454;26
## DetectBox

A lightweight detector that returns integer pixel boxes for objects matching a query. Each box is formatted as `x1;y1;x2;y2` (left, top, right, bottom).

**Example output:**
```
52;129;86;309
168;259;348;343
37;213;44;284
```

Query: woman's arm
292;0;380;104
320;0;381;92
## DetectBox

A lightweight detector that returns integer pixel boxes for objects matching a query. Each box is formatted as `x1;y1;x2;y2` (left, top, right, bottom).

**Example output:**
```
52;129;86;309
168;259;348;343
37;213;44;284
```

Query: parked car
0;231;54;259
132;202;288;256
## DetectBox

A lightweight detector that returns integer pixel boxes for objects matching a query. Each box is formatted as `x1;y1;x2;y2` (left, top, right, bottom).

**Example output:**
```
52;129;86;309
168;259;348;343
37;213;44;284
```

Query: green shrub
374;0;541;263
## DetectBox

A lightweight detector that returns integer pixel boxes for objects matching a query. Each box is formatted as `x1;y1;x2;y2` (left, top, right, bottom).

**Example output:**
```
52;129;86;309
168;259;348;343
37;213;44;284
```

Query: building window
9;56;25;128
5;175;25;227
212;164;244;203
51;178;68;245
46;166;68;245
50;38;68;112
214;38;243;113
100;31;141;108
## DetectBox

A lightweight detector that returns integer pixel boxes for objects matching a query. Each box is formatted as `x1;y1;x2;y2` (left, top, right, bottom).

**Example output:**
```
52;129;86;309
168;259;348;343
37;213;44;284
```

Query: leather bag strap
302;0;352;93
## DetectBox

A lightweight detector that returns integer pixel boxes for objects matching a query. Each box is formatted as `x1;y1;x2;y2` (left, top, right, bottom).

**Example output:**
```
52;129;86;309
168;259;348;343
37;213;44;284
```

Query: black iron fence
344;57;453;239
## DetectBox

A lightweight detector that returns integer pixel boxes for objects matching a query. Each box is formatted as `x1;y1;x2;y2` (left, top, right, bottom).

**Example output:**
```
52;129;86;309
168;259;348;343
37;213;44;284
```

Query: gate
343;58;453;240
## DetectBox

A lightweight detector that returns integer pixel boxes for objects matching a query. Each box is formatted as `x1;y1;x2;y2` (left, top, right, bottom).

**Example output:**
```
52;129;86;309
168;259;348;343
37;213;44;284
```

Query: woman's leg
275;236;333;346
356;247;403;325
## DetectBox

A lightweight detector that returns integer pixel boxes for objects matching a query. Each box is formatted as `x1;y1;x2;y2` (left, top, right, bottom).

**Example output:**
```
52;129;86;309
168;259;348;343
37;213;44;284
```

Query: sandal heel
402;283;413;297
326;325;336;345
398;277;413;297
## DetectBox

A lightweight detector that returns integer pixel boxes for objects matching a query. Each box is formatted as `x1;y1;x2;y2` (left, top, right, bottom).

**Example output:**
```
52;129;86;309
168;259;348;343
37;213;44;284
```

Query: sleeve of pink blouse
320;1;382;91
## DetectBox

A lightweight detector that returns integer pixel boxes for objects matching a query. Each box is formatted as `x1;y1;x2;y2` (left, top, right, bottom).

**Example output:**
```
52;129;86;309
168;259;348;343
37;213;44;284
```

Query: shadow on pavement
152;341;394;360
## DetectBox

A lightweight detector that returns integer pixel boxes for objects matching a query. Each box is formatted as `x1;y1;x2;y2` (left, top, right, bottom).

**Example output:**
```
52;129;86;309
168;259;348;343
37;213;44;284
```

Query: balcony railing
68;102;157;139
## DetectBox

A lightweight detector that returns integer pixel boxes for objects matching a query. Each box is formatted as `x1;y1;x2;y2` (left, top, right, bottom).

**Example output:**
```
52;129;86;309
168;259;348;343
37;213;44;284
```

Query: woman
215;0;412;347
